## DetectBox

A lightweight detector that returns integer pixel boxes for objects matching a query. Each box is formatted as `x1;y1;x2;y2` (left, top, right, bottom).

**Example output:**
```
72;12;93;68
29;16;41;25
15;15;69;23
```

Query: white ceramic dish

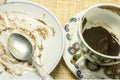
0;1;64;80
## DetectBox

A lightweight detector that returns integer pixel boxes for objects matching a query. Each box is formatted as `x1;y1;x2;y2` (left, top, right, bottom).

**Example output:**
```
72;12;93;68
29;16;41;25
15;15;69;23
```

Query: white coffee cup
78;4;120;66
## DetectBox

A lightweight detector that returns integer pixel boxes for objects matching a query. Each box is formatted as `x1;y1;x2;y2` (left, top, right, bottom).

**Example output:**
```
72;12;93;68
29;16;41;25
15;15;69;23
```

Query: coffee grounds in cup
83;26;120;56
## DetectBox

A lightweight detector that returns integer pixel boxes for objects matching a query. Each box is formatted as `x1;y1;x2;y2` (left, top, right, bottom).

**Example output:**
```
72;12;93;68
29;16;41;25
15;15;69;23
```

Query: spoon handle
33;61;54;80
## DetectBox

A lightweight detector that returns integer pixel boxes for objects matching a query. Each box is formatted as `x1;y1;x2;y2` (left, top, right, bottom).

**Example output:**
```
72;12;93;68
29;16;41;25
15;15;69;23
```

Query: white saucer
0;1;64;80
63;12;120;79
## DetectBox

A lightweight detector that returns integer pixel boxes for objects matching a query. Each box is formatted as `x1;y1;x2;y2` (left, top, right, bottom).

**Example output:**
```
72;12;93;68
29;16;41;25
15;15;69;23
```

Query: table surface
0;0;120;80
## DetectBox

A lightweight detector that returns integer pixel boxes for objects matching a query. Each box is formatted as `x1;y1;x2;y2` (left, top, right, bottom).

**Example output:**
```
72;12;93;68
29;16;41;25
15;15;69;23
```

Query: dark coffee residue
82;17;87;28
99;6;120;16
83;26;120;56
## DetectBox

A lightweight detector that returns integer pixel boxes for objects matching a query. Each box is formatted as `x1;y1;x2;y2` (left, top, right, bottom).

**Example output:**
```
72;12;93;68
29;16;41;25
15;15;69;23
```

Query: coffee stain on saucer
36;19;47;25
0;11;56;77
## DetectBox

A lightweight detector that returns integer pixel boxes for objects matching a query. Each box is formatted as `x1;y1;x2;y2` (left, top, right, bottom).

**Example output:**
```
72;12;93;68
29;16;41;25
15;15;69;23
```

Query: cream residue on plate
0;11;55;76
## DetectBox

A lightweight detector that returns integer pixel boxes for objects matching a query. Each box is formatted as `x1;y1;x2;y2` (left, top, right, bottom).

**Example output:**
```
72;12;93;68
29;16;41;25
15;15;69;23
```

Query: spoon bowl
8;33;54;80
8;33;32;61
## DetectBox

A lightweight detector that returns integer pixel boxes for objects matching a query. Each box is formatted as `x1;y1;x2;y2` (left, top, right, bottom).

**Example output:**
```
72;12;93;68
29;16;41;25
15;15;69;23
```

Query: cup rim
79;3;120;59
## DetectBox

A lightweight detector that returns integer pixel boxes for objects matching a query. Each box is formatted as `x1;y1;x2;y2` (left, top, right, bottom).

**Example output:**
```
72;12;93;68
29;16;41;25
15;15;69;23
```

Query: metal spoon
7;33;54;80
